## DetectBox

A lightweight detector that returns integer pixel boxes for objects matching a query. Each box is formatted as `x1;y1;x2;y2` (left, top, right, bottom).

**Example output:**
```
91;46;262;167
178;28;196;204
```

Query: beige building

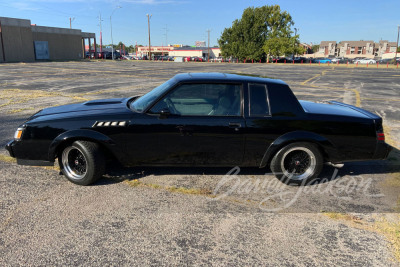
316;41;337;57
315;39;398;59
137;45;174;56
337;40;375;58
0;16;95;62
375;40;397;57
169;47;221;58
137;45;221;59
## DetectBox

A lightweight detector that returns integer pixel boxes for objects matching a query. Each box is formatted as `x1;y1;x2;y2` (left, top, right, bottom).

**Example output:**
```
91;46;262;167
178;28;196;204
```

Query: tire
270;142;323;185
59;141;105;185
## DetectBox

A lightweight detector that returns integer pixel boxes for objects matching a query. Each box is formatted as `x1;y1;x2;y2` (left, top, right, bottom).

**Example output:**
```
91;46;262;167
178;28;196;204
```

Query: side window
249;83;270;116
150;83;241;116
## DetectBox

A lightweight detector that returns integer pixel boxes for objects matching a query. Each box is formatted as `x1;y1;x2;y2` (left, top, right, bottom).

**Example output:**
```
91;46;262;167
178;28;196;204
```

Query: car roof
172;72;287;85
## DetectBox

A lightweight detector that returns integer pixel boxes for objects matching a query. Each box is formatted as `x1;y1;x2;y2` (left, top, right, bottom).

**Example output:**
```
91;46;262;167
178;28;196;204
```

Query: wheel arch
48;130;119;161
259;131;339;168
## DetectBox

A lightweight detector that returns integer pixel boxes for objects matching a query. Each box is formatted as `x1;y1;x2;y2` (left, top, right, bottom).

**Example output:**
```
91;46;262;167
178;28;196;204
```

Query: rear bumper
373;142;392;160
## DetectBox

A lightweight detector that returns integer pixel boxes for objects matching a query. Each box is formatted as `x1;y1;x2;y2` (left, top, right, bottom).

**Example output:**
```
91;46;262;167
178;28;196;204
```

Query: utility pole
163;24;169;57
98;13;103;55
395;25;400;62
164;24;168;46
147;14;152;60
207;29;211;62
69;17;75;29
110;6;121;60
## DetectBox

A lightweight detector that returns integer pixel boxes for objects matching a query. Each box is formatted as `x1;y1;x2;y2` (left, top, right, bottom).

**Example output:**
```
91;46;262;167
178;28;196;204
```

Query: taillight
377;133;385;141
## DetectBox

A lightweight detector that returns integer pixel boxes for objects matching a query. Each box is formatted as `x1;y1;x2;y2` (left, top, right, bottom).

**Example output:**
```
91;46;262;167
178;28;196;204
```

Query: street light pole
110;6;121;60
293;27;298;60
98;13;103;55
147;14;152;60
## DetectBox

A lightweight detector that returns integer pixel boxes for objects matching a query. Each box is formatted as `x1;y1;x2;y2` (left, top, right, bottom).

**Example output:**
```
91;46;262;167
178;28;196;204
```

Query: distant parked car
213;57;225;62
355;58;376;64
338;58;351;64
378;58;392;64
315;58;332;63
293;57;311;63
192;57;204;62
97;52;112;59
274;57;292;63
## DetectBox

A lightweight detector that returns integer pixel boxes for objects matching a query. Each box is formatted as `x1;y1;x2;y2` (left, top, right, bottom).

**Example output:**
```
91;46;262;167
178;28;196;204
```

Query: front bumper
5;140;15;157
5;140;54;166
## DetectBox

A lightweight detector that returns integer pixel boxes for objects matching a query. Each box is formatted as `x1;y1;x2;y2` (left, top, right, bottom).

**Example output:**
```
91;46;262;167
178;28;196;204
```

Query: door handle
229;122;242;131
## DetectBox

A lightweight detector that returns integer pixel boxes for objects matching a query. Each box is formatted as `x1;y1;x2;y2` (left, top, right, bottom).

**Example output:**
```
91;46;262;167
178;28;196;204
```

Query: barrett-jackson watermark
211;166;384;211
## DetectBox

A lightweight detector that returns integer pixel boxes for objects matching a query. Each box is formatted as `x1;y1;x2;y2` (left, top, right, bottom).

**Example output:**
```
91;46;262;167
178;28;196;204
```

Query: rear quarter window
267;84;304;117
248;83;271;117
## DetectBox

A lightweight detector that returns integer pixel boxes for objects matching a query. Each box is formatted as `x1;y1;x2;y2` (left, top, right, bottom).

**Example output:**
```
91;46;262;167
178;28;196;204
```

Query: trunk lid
299;100;380;119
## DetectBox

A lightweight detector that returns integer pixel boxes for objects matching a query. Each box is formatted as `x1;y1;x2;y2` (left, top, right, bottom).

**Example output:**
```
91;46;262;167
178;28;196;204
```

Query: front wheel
59;141;105;185
270;142;323;185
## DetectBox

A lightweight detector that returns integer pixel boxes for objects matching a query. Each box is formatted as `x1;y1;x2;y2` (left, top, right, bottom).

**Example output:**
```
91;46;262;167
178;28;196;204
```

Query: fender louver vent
93;121;127;127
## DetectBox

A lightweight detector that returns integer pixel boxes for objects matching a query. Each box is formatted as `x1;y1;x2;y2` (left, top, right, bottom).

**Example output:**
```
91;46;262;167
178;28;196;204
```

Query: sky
0;0;399;47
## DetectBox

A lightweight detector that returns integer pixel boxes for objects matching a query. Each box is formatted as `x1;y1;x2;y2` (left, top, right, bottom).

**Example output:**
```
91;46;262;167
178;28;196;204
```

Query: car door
242;83;275;166
125;82;245;166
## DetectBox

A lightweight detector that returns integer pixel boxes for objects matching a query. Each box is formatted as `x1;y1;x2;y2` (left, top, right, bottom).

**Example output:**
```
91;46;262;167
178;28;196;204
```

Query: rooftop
172;73;287;85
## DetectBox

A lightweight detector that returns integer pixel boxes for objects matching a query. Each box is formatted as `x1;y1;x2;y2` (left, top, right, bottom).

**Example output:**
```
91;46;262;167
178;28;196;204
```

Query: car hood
299;100;380;119
29;98;130;119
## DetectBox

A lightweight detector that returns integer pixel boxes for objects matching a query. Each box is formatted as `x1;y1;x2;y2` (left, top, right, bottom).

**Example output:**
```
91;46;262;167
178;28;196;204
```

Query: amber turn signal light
14;128;24;140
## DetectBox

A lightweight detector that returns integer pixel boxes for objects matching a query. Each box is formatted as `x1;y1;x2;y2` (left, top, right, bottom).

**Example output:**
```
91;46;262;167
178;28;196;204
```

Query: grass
123;179;213;196
0;154;16;163
167;186;212;195
323;212;363;224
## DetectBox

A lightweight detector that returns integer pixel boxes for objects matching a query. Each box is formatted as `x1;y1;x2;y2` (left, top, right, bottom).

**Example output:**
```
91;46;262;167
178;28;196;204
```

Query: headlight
14;128;24;140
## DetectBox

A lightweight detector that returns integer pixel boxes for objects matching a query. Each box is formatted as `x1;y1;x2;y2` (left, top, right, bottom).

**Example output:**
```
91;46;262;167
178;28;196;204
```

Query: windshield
130;79;176;112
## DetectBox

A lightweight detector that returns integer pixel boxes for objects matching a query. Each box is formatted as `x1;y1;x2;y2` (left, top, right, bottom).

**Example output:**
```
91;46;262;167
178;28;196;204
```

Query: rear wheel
270;142;323;185
59;141;105;185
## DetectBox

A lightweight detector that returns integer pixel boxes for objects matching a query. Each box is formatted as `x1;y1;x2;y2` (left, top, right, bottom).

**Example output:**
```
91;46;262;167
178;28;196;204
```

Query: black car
6;73;391;185
274;57;293;63
293;57;312;63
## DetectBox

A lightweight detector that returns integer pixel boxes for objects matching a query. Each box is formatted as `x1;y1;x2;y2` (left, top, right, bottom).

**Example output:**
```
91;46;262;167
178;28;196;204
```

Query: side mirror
159;108;171;119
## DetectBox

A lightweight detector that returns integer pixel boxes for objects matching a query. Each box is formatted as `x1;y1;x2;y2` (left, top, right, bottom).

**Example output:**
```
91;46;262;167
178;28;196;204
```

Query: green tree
126;45;134;53
312;45;320;53
263;34;304;58
218;5;297;60
116;41;124;50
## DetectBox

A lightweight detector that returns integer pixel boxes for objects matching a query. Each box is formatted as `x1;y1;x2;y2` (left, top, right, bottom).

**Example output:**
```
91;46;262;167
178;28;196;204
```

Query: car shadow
95;146;400;187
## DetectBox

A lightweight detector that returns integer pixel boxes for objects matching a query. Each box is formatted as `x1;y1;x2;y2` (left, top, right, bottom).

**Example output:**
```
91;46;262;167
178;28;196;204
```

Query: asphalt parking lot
0;61;399;266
